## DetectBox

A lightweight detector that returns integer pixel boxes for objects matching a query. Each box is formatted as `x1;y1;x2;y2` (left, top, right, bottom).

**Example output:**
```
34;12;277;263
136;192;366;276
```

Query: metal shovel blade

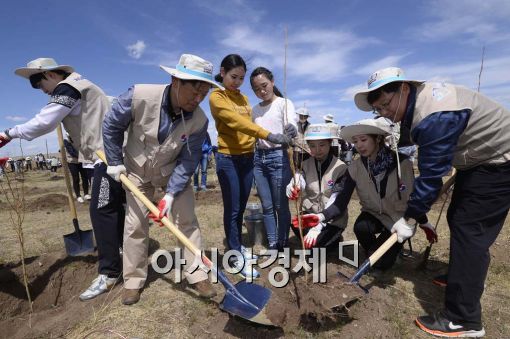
217;271;273;325
63;219;95;256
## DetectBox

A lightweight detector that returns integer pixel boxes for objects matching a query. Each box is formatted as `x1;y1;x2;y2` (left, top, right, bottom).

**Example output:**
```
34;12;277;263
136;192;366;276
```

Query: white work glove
286;173;305;199
303;222;324;249
106;164;127;182
391;217;417;243
0;131;12;148
148;194;175;226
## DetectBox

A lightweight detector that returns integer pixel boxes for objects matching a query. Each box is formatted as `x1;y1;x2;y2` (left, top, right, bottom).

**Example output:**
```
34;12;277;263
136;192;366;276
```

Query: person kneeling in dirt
103;54;222;305
295;119;435;273
286;123;348;250
0;58;125;302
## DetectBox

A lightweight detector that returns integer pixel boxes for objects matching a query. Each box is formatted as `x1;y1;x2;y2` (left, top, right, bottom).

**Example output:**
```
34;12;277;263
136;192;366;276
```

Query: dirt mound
194;189;223;204
31;193;68;210
0;251;106;338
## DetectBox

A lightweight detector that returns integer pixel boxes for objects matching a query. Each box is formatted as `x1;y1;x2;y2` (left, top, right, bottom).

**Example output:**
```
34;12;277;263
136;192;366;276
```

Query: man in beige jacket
103;54;223;305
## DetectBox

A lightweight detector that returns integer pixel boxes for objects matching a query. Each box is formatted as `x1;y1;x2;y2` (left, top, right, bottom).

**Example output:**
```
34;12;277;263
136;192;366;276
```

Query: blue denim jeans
253;148;292;248
215;152;254;252
193;153;208;188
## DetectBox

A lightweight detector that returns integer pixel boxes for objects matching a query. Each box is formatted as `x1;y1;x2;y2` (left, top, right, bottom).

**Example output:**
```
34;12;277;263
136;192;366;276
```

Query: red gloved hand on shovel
291;213;324;229
148;194;174;226
0;157;9;167
419;222;438;243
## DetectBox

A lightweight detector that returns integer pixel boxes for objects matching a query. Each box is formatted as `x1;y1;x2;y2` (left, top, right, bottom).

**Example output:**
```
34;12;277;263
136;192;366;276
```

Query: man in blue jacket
354;67;510;338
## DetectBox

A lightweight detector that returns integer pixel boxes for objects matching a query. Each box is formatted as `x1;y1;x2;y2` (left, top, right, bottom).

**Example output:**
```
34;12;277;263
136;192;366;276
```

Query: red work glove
419;222;438;244
288;186;300;200
303;223;324;249
0;132;12;148
148;194;174;226
0;157;8;167
291;213;323;229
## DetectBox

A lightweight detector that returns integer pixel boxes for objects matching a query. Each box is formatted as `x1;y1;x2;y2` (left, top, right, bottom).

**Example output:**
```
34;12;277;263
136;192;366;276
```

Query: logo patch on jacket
180;134;188;143
327;179;334;189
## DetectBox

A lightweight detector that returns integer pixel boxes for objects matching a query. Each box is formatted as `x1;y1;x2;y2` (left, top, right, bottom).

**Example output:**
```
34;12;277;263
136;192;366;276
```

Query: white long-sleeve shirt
8;82;81;141
252;96;297;149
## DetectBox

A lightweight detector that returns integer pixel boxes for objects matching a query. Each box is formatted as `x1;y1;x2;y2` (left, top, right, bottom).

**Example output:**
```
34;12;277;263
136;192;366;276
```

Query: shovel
96;150;273;326
339;233;398;293
57;125;95;256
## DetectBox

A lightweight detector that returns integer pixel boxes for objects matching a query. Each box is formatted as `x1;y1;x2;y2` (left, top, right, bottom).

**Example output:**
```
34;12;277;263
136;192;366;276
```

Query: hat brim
354;79;424;112
340;125;390;143
160;65;224;90
15;65;74;79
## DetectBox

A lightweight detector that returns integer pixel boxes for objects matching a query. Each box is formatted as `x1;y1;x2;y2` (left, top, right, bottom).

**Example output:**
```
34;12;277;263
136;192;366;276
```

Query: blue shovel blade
220;280;273;325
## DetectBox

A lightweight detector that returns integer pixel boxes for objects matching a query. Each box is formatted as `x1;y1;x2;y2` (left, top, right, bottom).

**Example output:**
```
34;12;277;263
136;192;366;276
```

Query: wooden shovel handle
95;150;204;261
56;124;79;221
369;233;398;266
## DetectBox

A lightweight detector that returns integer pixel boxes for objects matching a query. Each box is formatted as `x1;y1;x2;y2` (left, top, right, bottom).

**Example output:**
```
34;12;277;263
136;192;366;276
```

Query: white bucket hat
15;58;74;79
340;118;392;143
295;107;310;117
304;123;339;140
160;54;224;90
323;114;334;122
354;67;424;111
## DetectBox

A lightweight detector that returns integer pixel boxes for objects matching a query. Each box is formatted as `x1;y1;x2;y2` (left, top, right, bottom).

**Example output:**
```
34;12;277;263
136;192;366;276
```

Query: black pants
90;163;126;277
444;161;510;328
353;212;403;270
68;162;89;197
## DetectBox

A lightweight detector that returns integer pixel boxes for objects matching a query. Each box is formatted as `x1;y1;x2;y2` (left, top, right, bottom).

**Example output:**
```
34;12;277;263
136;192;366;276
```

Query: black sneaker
416;312;485;337
433;274;448;287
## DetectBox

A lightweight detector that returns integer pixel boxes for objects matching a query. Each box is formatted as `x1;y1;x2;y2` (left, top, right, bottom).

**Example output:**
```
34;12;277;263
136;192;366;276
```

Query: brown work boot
122;288;141;305
190;280;217;298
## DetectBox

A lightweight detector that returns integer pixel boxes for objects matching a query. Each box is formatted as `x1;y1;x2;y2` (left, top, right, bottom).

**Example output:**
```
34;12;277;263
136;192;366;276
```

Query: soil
0;252;105;339
30;193;68;210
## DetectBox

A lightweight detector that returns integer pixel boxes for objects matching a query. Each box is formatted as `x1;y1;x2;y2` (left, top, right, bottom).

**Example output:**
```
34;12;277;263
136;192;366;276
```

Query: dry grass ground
0;166;509;338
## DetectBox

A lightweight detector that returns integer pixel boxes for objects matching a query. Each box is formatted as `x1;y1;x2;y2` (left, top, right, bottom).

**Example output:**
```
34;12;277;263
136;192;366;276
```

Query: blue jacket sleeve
166;119;208;196
102;87;134;166
404;110;470;219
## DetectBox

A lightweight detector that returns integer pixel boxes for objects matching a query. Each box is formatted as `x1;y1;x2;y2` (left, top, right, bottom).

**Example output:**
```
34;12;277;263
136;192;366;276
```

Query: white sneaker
79;274;119;301
230;259;260;279
84;194;91;201
241;245;258;260
77;196;84;203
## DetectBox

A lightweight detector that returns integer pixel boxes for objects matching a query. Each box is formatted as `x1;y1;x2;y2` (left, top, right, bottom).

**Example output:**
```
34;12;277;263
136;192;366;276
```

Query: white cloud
5;115;27;122
218;24;378;82
126;40;147;59
416;0;510;44
192;0;264;23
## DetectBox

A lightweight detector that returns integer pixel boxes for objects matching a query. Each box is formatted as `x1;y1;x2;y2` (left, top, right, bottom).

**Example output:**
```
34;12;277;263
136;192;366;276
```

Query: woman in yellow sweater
209;54;290;279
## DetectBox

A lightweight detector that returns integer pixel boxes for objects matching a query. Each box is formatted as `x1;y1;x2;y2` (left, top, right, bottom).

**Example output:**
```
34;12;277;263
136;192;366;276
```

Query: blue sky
1;0;510;156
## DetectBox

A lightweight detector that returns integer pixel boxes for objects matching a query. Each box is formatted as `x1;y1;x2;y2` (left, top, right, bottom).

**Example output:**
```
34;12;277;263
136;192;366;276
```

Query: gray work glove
283;124;297;138
267;133;291;147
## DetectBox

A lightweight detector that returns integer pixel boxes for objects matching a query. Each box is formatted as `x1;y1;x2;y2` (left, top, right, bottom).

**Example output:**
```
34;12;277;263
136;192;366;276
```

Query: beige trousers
122;174;208;289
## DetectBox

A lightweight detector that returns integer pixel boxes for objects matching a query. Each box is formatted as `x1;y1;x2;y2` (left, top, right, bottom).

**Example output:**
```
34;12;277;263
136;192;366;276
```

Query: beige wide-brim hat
340;118;392;143
323;113;334;122
354;67;424;112
15;58;74;79
295;107;310;117
160;54;224;90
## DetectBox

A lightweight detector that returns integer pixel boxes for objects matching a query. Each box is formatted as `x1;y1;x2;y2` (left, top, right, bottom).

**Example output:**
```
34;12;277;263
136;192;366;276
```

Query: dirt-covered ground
1;168;509;338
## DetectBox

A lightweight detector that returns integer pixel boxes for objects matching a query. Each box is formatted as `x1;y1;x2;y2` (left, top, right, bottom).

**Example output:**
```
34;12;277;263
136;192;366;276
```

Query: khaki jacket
302;156;348;228
412;82;510;170
60;73;110;163
349;157;414;230
124;84;207;188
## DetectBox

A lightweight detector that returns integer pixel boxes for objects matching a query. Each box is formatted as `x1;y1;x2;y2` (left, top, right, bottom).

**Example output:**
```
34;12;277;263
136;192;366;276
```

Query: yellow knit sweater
209;88;270;155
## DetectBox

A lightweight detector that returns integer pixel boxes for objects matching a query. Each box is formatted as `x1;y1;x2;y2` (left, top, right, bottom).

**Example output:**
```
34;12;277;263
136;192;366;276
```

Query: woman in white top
250;67;297;250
